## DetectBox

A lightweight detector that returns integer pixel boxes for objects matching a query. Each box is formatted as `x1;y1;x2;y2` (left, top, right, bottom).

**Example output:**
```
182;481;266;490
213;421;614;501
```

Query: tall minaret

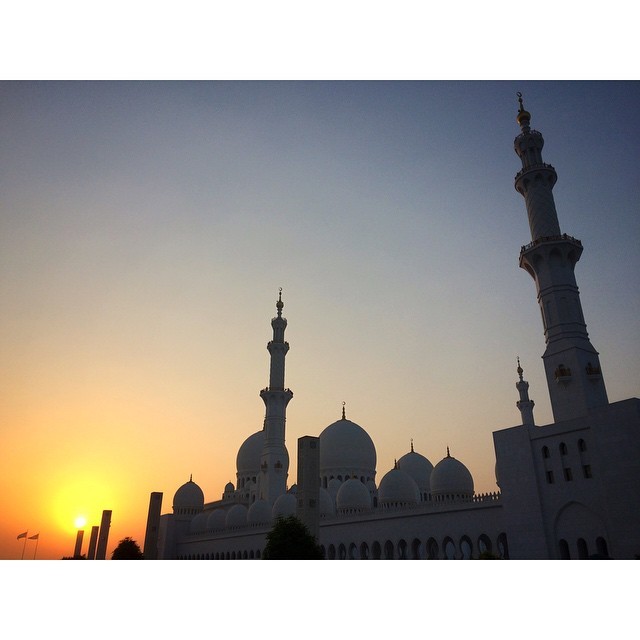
516;357;535;426
514;94;608;422
258;289;293;502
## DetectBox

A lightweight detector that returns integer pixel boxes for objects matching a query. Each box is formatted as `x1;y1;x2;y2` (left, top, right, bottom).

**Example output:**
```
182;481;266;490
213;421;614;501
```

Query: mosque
143;97;640;560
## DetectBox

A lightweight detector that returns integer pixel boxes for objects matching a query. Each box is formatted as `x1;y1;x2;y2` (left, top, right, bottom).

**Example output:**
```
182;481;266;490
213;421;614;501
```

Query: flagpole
21;531;28;560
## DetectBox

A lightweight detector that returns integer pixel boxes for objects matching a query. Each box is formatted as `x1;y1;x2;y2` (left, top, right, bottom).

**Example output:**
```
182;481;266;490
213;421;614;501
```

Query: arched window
338;544;346;560
577;538;588;559
559;442;568;455
372;541;381;560
348;543;358;560
460;536;473;559
412;538;424;559
443;537;456;560
497;533;510;559
542;446;550;459
426;537;439;559
360;542;370;560
596;537;609;558
384;540;394;559
558;539;570;559
578;439;587;452
398;539;408;559
478;534;492;556
327;544;336;560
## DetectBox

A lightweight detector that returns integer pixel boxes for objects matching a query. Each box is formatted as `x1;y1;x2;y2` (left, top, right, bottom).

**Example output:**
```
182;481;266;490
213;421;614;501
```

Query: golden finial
342;401;346;420
516;92;531;128
410;438;414;453
276;287;284;316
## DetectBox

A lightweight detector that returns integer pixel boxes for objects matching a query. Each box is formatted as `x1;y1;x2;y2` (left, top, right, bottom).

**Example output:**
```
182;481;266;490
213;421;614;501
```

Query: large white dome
319;487;335;518
189;511;209;533
225;504;248;529
236;430;264;477
173;477;204;515
430;451;474;500
207;509;227;531
378;466;420;507
327;478;342;501
397;448;434;494
247;499;272;526
336;478;372;513
272;492;297;520
319;417;377;480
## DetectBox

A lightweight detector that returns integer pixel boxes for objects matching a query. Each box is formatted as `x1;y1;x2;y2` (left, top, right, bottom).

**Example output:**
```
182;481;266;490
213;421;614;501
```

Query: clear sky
1;80;638;561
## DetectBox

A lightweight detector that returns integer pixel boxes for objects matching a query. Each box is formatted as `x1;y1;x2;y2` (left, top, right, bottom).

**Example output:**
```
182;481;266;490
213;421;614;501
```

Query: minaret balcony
514;162;555;180
586;362;602;380
520;233;582;256
554;365;572;385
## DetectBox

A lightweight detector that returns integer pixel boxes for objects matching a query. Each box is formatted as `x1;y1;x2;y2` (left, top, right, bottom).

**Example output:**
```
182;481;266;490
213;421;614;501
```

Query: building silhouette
146;97;640;560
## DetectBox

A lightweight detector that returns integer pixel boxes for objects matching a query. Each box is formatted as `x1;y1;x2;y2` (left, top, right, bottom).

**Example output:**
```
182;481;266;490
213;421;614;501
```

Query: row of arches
322;533;509;560
558;536;609;559
175;533;510;560
178;549;263;560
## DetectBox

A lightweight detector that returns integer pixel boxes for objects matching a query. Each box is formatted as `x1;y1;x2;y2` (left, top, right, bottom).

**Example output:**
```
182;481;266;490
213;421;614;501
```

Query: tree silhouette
111;537;144;560
262;515;324;559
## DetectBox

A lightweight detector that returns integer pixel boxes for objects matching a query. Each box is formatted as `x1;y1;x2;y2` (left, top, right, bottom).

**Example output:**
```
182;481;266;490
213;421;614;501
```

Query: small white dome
224;481;235;493
225;504;248;529
319;487;335;518
319;417;377;478
173;477;204;514
236;431;264;476
378;467;420;506
327;478;343;501
397;448;434;493
207;509;227;531
248;499;272;525
189;511;209;533
430;451;474;499
272;492;297;520
336;478;372;512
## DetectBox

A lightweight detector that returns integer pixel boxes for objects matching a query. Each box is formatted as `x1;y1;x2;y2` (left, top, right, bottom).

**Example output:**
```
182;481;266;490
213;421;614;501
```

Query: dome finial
342;401;346;420
276;287;284;317
410;438;414;453
394;459;398;469
517;356;524;381
189;473;193;482
516;91;531;131
446;446;450;458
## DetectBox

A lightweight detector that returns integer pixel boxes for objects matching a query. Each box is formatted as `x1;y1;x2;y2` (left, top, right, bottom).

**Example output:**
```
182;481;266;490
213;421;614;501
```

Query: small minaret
514;94;607;422
516;357;535;426
258;289;293;503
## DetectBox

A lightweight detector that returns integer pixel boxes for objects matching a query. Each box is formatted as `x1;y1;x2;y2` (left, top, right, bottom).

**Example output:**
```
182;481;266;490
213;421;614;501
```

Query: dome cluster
174;415;475;536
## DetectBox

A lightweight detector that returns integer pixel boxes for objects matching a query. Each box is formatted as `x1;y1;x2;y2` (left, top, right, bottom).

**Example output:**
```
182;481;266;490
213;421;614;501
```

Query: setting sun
74;516;87;529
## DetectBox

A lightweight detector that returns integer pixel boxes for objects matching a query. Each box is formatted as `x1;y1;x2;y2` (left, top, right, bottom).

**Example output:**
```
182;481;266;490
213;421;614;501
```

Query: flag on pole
17;531;27;540
28;534;39;540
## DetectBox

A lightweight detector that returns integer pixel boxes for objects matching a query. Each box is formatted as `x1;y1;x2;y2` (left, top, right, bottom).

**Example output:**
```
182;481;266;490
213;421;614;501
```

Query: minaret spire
258;289;293;503
514;97;607;422
515;357;535;426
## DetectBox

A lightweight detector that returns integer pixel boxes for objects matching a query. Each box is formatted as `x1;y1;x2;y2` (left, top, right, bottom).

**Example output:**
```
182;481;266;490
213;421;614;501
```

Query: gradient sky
1;80;638;560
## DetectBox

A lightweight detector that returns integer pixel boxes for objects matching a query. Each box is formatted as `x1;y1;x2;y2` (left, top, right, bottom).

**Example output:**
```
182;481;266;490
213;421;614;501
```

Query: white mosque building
144;96;640;560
